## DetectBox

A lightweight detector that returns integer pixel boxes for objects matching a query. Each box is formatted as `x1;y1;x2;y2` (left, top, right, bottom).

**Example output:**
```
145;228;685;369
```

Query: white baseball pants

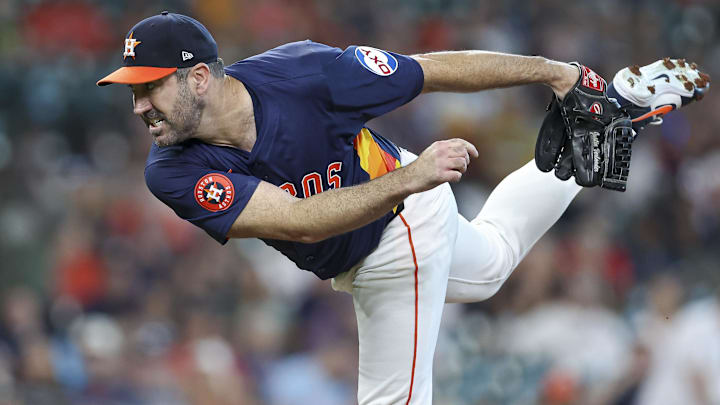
332;150;582;404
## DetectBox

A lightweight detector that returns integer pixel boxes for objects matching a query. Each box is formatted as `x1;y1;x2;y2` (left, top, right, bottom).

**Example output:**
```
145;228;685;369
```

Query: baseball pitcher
98;12;709;404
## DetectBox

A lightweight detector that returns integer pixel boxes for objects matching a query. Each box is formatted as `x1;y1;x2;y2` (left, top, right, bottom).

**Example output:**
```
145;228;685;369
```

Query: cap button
161;11;169;15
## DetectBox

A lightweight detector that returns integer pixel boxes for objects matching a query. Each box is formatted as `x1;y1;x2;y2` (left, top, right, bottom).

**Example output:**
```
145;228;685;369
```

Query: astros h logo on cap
123;32;141;60
97;11;218;86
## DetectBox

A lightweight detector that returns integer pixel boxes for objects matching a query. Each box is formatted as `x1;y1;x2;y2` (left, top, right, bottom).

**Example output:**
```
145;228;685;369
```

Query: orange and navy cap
97;11;218;86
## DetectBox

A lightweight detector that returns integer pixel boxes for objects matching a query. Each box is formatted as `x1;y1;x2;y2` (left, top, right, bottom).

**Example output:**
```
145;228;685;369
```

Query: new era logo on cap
182;51;194;61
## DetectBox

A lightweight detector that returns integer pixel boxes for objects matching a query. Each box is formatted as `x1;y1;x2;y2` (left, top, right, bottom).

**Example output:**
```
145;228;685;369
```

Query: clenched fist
403;138;479;193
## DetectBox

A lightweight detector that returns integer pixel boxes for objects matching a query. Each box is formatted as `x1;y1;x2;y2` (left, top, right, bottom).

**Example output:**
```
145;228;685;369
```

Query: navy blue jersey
145;40;424;279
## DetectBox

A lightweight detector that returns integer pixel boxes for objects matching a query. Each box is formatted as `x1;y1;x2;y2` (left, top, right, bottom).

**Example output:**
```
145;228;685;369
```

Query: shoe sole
613;58;710;122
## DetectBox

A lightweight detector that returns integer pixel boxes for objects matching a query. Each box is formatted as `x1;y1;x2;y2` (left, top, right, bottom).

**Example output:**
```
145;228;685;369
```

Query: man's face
130;73;205;147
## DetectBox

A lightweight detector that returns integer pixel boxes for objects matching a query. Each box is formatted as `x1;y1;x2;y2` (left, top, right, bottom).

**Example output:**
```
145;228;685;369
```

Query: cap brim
96;66;178;86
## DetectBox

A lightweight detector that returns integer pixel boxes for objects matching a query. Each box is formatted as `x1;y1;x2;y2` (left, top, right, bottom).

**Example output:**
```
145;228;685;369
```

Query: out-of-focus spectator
263;341;356;405
636;296;720;405
498;269;634;403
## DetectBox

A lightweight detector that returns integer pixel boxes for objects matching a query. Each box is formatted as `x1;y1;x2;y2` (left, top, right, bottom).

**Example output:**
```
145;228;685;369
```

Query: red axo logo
581;66;605;92
355;47;398;76
195;174;234;212
589;102;603;114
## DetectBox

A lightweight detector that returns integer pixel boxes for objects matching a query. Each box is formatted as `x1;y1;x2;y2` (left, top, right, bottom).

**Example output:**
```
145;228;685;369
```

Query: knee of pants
457;217;521;278
445;216;520;303
471;218;523;271
446;276;507;303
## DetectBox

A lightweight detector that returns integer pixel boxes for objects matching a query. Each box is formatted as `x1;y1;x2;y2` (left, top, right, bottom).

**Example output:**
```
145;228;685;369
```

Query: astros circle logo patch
355;46;398;76
195;173;234;212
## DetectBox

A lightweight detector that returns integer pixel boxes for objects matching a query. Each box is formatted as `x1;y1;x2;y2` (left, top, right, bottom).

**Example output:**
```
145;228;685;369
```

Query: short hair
175;58;225;82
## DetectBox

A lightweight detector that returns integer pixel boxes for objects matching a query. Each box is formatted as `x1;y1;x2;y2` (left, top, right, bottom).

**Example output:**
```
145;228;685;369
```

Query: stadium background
0;0;719;404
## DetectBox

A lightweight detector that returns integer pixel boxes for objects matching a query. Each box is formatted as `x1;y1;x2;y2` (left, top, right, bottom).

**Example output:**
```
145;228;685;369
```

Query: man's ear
191;63;211;95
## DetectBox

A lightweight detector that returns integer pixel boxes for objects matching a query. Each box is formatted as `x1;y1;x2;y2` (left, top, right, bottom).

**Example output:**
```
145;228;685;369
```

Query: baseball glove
535;64;634;192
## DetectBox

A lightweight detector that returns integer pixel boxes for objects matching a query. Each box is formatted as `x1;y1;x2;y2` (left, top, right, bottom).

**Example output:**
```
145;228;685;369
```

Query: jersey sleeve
323;45;425;123
145;161;261;244
230;40;424;125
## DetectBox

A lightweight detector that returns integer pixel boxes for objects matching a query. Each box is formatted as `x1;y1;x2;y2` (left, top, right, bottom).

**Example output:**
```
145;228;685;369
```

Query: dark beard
154;81;205;147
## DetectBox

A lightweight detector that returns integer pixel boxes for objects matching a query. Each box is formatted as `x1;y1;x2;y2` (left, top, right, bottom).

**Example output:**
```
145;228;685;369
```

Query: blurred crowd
0;0;719;404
